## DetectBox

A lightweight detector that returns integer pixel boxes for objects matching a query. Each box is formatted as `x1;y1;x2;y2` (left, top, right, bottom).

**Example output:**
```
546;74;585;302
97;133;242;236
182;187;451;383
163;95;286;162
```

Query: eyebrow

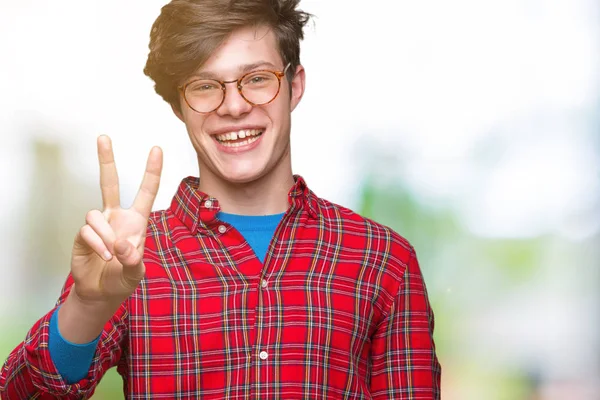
192;61;279;80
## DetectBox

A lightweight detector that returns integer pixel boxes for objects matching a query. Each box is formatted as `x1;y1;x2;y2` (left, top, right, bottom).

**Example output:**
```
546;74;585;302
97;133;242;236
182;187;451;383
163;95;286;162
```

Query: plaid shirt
0;176;441;399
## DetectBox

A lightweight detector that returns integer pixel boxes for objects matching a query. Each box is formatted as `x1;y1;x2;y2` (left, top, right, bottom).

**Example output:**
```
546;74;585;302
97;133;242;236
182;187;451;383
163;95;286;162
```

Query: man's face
175;26;305;186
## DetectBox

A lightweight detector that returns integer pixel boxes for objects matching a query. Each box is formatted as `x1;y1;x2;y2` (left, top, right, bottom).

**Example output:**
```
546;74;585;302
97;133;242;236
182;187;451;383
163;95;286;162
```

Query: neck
198;161;294;216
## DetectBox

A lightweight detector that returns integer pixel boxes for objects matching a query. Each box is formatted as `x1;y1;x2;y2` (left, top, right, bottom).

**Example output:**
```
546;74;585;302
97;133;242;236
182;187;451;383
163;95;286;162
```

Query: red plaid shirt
1;176;441;399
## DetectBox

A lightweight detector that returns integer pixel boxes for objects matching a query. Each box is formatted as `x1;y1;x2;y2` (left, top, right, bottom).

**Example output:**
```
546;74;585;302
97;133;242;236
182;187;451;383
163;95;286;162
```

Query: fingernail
104;251;113;261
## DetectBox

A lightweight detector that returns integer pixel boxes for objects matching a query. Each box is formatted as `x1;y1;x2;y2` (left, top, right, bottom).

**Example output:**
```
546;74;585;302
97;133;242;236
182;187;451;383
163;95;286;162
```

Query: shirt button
259;351;268;360
261;279;268;289
218;225;226;234
204;200;213;208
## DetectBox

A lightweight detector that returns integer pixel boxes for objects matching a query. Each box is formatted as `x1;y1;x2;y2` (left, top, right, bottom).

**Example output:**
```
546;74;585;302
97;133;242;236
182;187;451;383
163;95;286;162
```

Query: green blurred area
0;141;125;399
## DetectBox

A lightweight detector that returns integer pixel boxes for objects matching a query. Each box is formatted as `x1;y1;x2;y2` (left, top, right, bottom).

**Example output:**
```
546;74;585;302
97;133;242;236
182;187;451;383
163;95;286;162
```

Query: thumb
114;239;141;268
114;239;145;285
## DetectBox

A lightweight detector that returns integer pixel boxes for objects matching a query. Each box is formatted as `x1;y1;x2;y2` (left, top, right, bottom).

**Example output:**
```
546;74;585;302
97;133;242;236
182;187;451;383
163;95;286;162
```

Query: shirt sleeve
369;248;442;399
0;274;129;400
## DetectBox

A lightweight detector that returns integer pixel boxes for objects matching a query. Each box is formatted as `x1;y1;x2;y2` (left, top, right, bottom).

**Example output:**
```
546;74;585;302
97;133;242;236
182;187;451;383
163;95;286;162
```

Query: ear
289;64;306;112
171;102;185;122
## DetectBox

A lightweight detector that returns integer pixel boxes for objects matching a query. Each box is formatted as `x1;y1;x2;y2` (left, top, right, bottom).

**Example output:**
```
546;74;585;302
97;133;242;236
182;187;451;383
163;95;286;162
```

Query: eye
242;72;276;87
249;76;266;84
188;80;220;92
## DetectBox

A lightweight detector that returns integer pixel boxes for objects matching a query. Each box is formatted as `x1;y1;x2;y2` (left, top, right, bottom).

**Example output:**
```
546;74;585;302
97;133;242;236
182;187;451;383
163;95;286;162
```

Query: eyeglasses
179;63;291;114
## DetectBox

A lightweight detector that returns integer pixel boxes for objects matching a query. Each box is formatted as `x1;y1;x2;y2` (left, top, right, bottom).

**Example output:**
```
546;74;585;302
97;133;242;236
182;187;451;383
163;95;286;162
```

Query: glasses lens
240;71;280;105
184;80;223;113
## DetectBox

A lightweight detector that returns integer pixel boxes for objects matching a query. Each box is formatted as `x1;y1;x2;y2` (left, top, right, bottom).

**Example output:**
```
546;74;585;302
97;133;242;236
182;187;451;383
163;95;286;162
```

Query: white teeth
216;129;262;142
218;135;261;148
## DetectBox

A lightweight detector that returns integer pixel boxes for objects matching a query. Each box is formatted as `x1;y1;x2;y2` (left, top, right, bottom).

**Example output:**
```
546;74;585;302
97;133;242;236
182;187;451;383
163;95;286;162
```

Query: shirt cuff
48;306;100;384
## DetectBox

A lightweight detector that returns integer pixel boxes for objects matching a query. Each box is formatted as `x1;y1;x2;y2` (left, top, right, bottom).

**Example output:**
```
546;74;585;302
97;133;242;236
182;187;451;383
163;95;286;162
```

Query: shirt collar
169;174;319;235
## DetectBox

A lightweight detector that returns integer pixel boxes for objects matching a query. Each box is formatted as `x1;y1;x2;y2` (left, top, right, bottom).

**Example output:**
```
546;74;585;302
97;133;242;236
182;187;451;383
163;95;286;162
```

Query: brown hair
143;0;312;109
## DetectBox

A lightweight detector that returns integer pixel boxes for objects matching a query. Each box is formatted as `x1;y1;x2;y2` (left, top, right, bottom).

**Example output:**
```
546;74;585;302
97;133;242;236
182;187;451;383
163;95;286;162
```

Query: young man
0;0;441;398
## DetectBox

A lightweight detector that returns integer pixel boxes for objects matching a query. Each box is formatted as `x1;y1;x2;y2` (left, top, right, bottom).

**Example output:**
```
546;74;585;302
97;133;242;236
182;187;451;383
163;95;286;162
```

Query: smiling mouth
214;129;264;148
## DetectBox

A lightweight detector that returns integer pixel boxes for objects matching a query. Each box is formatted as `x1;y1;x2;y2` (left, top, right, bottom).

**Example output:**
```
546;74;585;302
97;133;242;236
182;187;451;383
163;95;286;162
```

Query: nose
216;81;252;118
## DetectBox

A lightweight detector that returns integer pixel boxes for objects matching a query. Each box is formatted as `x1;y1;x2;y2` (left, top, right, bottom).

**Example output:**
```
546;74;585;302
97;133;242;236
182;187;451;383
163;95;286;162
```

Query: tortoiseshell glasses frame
179;63;291;114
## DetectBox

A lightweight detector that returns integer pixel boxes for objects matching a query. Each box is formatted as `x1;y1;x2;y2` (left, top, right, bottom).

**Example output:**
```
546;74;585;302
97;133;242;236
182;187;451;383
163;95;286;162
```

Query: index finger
97;135;120;209
132;146;163;218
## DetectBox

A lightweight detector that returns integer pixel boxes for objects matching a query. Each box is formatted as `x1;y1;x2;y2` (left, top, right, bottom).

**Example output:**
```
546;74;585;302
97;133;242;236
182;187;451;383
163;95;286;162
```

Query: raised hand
58;135;163;343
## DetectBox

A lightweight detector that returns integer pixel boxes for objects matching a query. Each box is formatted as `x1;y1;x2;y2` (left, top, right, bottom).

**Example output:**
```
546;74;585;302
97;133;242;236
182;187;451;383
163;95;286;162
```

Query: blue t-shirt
217;211;284;262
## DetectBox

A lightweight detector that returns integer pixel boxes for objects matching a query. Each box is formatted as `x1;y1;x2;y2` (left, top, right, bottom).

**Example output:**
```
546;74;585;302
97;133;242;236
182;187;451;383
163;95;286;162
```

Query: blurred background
1;0;598;398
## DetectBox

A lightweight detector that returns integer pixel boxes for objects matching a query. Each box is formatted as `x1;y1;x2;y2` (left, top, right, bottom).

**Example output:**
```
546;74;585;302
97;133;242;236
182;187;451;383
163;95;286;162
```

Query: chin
218;166;268;185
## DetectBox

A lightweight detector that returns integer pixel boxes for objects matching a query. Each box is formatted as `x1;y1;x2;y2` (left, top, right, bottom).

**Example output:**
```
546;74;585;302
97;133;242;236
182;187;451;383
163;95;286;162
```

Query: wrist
57;289;118;344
